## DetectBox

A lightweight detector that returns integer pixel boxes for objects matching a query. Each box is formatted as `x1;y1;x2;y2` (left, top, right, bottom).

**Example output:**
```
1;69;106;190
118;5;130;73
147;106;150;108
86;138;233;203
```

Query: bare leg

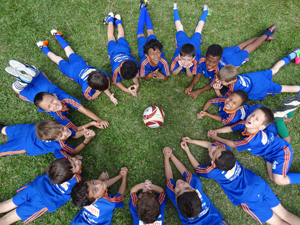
272;203;300;224
281;85;300;93
175;21;183;32
266;212;289;225
195;21;204;34
46;52;64;65
243;35;267;54
271;60;285;75
0;199;17;214
237;37;257;50
0;209;22;225
273;174;290;185
147;30;154;36
117;24;124;40
64;46;75;58
107;22;115;43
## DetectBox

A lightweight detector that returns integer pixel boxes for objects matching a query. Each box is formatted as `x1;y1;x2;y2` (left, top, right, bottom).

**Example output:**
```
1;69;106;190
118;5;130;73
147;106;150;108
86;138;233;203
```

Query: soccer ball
143;106;165;128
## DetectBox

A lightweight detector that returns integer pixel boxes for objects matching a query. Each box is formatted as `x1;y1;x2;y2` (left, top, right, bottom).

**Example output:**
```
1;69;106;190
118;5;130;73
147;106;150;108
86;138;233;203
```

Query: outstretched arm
77;106;109;129
104;89;118;105
73;129;95;154
182;137;212;148
185;73;202;94
90;90;101;100
207;129;235;148
163;147;174;180
118;167;128;195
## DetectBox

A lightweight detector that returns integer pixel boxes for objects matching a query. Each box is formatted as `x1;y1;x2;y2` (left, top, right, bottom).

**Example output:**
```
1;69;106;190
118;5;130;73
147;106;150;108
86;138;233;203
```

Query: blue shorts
240;178;280;224
13;184;48;224
223;46;250;68
107;37;131;59
262;69;282;95
58;53;89;79
138;34;157;59
175;31;202;55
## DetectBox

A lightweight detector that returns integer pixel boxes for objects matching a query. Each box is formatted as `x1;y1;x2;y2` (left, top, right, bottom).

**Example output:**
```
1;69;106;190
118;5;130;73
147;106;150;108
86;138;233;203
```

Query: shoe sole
273;105;298;118
9;60;36;77
283;94;300;106
5;67;32;83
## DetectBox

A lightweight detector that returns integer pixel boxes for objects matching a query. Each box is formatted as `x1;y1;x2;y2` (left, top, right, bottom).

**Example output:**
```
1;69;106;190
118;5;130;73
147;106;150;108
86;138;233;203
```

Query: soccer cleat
267;24;277;34
203;5;209;11
283;94;300;106
103;12;114;25
139;0;148;9
9;60;38;77
114;14;121;21
51;29;63;38
36;40;49;49
266;33;275;41
273;105;298;118
290;48;300;62
5;66;33;83
173;3;177;10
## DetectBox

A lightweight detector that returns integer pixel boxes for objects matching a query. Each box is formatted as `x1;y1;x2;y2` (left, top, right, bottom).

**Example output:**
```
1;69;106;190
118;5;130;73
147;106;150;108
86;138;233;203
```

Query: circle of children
1;1;300;225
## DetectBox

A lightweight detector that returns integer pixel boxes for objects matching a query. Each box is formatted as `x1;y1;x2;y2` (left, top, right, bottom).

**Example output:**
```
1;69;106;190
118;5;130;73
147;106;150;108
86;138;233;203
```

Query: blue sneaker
103;12;114;25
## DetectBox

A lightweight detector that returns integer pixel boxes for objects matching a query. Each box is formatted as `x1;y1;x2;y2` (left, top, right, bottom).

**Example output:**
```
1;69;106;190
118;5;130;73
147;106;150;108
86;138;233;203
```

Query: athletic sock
115;19;122;26
173;9;180;22
137;6;146;35
274;118;289;138
108;16;114;24
12;80;28;92
281;57;291;66
41;46;51;55
287;173;300;184
55;34;69;49
144;8;153;31
287;111;294;119
262;29;272;38
199;9;208;23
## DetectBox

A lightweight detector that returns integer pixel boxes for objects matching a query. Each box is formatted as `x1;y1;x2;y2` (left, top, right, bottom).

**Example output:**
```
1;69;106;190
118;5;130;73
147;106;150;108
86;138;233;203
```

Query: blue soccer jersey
70;192;124;225
166;171;224;225
129;192;166;225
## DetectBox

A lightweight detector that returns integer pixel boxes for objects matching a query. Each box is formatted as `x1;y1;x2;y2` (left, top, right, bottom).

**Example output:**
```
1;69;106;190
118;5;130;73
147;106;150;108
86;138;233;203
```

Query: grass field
0;0;300;224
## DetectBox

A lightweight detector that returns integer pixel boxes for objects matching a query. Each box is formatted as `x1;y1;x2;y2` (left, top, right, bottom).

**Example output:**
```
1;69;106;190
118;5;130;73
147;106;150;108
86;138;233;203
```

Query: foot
9;60;38;77
140;0;149;8
290;48;300;62
266;24;277;34
283;94;300;106
103;12;114;25
51;29;63;38
5;66;33;83
203;5;208;11
273;105;298;118
114;14;121;21
36;40;49;49
173;3;177;10
266;33;275;41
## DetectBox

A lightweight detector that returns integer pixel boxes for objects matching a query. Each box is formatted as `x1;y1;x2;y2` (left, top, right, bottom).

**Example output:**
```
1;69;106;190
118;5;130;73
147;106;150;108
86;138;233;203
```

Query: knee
273;177;287;186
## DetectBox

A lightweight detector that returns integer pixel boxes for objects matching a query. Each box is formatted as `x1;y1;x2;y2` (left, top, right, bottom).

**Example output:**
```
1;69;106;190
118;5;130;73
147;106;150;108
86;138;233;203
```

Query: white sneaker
5;66;32;83
9;60;37;77
173;3;177;10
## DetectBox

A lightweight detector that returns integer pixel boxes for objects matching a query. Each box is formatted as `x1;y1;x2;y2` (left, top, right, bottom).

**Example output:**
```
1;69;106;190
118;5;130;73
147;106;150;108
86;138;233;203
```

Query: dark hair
206;44;223;57
34;92;54;108
214;150;236;171
218;65;238;82
137;192;160;223
35;119;63;140
177;191;202;219
255;107;274;126
143;39;163;55
232;90;248;106
46;158;73;184
87;71;109;91
120;60;139;80
180;44;196;57
71;179;95;207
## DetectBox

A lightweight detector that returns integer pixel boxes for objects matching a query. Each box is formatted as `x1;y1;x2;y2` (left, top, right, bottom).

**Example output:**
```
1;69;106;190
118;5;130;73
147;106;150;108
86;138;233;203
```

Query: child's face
205;54;221;70
245;109;266;130
68;157;82;173
208;145;226;162
224;93;243;111
56;126;72;140
39;94;63;112
86;179;107;200
175;179;195;198
146;47;162;65
179;55;195;68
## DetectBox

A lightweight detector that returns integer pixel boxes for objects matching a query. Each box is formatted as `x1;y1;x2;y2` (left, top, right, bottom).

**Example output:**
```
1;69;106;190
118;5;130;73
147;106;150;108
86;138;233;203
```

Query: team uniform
70;191;124;225
129;192;166;225
58;53;110;101
107;37;139;84
196;141;280;224
18;72;81;137
12;171;82;224
231;121;292;176
166;171;226;225
0;123;74;158
170;31;202;75
138;34;170;78
223;70;282;100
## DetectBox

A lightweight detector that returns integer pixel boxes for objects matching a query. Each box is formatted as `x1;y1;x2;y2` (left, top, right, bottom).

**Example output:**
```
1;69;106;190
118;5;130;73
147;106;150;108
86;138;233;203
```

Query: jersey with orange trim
129;192;166;225
70;193;124;225
166;171;224;224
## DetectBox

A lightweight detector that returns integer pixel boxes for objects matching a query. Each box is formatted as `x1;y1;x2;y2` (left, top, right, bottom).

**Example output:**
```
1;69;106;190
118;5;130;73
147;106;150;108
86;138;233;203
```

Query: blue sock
115;19;122;26
55;35;69;49
281;57;291;66
287;173;300;184
287;52;297;61
41;46;50;55
144;8;153;31
108;16;114;24
173;9;180;22
137;6;146;35
263;29;272;38
199;9;208;23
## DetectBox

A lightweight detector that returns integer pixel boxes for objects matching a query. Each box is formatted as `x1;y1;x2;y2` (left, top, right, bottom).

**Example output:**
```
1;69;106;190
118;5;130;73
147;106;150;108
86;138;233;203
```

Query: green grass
0;0;300;224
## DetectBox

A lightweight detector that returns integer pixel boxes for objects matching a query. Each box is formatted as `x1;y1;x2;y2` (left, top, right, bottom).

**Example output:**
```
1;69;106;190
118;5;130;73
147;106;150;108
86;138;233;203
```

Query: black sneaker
283;94;300;106
273;105;298;118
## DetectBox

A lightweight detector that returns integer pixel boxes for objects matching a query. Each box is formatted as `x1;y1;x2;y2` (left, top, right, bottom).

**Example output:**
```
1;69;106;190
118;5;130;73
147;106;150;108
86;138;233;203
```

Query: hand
163;147;173;159
207;129;218;139
188;90;199;99
128;85;138;97
143;179;152;192
94;120;109;129
110;93;118;105
186;62;194;69
98;171;109;181
153;71;164;80
180;141;190;152
182;137;192;143
184;85;193;94
75;155;83;161
84;129;95;139
119;167;128;178
197;111;206;119
213;82;223;90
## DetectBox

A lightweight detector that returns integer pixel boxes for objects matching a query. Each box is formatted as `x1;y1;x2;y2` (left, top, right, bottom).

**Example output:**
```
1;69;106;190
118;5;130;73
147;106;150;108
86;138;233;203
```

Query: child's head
224;90;248;111
143;39;163;65
87;71;109;91
35;119;72;141
46;157;81;184
208;145;236;171
120;60;139;80
71;179;107;207
218;65;238;85
245;107;274;130
34;92;63;112
179;44;196;68
136;192;160;223
205;44;223;70
175;179;202;219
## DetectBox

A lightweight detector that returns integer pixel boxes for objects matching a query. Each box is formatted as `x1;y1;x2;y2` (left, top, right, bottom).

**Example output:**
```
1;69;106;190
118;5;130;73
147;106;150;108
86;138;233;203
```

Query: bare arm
186;67;193;78
182;137;212;148
151;184;164;194
207;129;235;148
118;167;128;195
172;65;182;75
205;113;222;121
73;129;95;154
78;105;101;121
185;73;202;93
171;154;187;176
104;89;118;105
130;183;144;194
180;141;201;169
90;90;101;100
104;175;122;188
163;147;174;180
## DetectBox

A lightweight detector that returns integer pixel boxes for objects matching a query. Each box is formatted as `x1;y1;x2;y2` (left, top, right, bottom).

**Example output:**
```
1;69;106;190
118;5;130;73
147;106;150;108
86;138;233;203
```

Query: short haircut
232;90;249;106
46;158;73;184
120;60;139;80
35;119;63;141
71;179;95;207
34;92;54;108
206;44;223;57
87;71;109;91
255;107;274;126
180;44;196;57
143;39;163;55
214;150;236;171
177;191;202;219
137;192;160;223
218;65;238;82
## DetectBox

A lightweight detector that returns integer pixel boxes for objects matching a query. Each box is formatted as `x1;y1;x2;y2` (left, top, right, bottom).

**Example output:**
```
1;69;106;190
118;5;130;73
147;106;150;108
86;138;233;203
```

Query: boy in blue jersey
0;156;82;224
137;0;170;81
0;119;95;158
36;30;118;104
180;137;300;224
215;49;300;99
104;12;140;97
5;60;109;138
130;179;166;224
208;107;300;186
163;147;226;225
171;3;209;78
70;167;128;225
185;25;277;99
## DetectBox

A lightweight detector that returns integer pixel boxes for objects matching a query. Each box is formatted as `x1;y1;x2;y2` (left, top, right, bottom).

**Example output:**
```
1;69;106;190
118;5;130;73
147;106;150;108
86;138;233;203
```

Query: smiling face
86;179;107;201
205;53;221;70
69;157;82;174
224;93;243;111
245;109;266;130
55;126;72;140
38;94;63;112
175;179;195;199
179;55;195;68
146;47;161;65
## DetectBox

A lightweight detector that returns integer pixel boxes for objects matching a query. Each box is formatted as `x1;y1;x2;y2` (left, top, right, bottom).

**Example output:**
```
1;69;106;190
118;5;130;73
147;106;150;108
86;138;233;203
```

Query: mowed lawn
0;0;300;224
